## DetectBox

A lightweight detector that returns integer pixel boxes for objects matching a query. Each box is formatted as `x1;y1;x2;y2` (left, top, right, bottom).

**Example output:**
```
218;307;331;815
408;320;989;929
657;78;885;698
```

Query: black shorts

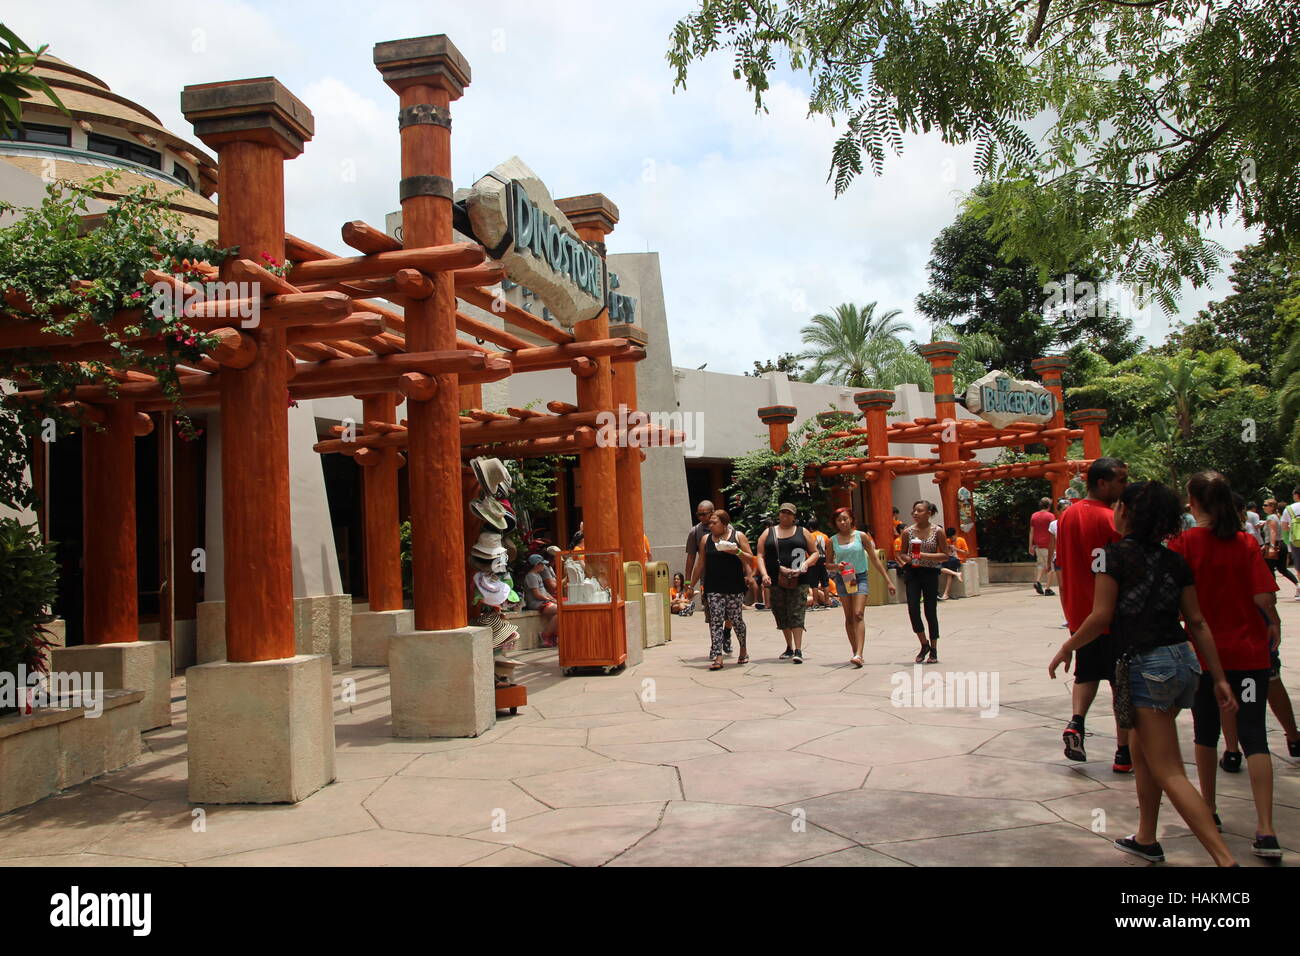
807;564;829;588
1075;632;1118;684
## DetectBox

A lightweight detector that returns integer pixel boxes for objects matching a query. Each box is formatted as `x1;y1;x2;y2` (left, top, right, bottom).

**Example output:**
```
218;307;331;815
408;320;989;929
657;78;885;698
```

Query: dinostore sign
465;157;606;328
964;371;1055;429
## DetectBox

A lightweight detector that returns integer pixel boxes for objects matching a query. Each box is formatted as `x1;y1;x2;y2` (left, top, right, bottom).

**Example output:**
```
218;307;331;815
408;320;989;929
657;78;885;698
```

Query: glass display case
556;549;626;674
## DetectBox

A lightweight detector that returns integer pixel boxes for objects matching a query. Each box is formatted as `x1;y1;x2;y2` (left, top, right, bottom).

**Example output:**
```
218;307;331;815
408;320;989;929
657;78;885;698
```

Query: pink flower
185;336;196;347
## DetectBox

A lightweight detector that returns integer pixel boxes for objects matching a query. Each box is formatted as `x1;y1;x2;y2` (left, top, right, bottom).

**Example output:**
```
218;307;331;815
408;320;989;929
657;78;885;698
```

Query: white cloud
18;0;1250;372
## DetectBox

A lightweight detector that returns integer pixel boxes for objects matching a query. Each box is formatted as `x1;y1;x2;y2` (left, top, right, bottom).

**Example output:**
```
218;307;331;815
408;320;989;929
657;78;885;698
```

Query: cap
527;554;546;566
778;502;797;515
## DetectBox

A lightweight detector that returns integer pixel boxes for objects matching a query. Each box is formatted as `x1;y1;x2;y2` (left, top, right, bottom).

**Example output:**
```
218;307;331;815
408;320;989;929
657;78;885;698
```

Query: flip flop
709;658;724;671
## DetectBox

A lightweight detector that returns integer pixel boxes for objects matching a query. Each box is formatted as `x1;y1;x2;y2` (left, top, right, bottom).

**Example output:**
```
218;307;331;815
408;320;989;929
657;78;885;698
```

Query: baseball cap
527;554;547;566
778;502;797;515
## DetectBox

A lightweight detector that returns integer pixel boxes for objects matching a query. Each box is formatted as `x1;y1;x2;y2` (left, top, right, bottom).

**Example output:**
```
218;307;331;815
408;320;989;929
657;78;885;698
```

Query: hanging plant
0;172;235;509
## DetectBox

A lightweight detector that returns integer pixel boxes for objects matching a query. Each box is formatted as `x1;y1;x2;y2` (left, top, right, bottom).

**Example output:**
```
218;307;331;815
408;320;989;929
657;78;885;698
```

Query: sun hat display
472;606;519;648
491;552;510;574
471;530;506;560
470;457;512;497
474;572;511;607
471;495;509;530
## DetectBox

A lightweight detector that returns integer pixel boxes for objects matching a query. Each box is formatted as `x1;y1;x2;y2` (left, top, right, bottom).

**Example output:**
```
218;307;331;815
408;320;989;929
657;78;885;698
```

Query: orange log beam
287;242;485;285
341;220;402;256
456;285;573;345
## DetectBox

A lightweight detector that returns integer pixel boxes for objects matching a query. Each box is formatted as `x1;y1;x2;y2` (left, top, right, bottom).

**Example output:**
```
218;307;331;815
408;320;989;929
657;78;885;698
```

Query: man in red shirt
1056;457;1131;769
1029;497;1056;595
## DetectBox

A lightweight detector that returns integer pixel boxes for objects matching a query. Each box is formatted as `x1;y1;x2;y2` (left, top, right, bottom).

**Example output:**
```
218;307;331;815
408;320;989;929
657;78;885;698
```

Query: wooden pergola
2;38;664;665
757;346;1108;558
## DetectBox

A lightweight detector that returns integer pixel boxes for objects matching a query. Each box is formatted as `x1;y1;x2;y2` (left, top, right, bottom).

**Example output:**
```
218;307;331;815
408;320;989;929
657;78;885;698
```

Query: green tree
0;25;65;134
917;192;1143;376
798;301;914;388
668;1;1300;301
1164;242;1300;380
745;351;808;378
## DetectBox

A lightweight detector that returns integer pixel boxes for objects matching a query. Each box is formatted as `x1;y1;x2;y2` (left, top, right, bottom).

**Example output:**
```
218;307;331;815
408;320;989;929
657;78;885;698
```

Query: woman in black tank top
688;509;755;670
756;505;820;662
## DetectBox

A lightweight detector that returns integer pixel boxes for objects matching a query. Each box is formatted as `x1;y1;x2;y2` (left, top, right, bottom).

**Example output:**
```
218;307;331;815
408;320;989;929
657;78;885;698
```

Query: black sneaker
1253;835;1283;860
779;647;794;659
1213;813;1222;832
792;649;803;664
1043;588;1055;596
1290;738;1300;758
1220;750;1243;773
1063;720;1087;762
1034;581;1044;594
1113;746;1133;774
1115;836;1165;863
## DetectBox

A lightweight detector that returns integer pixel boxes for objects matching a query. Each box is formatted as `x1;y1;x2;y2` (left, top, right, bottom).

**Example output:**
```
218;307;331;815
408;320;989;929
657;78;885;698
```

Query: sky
11;0;1255;374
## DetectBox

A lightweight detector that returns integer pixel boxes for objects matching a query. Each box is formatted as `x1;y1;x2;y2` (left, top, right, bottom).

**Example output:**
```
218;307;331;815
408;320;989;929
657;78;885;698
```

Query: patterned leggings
706;592;747;657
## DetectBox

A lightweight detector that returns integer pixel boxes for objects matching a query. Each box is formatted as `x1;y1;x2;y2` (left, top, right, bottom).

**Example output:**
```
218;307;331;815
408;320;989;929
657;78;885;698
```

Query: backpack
1287;503;1300;547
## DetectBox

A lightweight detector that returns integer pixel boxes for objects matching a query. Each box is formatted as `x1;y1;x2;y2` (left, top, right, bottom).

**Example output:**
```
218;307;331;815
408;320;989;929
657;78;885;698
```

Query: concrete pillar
757;405;796;453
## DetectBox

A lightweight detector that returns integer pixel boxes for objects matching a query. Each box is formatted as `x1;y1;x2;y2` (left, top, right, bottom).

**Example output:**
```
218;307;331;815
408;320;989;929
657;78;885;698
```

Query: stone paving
2;584;1298;866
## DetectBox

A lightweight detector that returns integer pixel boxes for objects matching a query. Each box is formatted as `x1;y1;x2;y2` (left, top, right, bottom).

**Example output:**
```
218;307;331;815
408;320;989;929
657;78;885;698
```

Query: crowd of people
672;460;1296;866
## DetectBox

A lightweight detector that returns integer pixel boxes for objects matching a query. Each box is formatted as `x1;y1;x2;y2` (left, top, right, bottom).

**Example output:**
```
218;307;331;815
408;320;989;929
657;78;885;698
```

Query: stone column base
186;654;336;804
962;560;982;597
50;640;172;731
644;598;666;648
351;608;414;667
623;600;645;667
885;569;902;605
197;596;353;666
390;627;494;738
976;556;990;587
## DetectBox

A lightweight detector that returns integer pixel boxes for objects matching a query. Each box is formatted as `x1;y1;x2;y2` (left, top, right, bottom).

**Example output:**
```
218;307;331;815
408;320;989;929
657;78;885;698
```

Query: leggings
1268;549;1298;585
904;566;940;641
1192;669;1272;757
706;592;746;657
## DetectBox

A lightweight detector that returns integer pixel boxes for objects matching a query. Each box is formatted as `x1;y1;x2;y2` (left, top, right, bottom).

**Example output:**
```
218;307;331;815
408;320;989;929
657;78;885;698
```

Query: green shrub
0;518;57;715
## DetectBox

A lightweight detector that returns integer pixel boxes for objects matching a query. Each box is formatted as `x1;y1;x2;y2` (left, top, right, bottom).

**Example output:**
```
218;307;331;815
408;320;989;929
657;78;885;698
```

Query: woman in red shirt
1170;471;1283;860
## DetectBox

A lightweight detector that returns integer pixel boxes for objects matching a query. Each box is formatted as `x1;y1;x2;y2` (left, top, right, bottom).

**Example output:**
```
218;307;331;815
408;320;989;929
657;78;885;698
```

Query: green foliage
0;174;230;510
1164;243;1300;381
0;518;57;715
971;450;1051;563
798;301;916;388
668;1;1300;301
721;419;857;540
917;189;1144;377
745;352;808;378
0;24;66;134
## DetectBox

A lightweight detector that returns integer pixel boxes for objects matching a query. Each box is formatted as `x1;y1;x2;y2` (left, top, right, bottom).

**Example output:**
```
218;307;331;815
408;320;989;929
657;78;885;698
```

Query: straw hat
471;494;510;530
474;572;511;607
471;457;512;496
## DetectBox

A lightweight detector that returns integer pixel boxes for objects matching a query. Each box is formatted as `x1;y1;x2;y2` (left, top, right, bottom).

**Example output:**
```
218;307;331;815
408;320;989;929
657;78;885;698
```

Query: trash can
645;560;671;643
624;561;647;650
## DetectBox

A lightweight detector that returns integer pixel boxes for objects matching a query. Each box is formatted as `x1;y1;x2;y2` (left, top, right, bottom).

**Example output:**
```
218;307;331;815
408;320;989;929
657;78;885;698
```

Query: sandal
709;657;724;671
914;642;931;664
927;641;939;664
850;656;863;668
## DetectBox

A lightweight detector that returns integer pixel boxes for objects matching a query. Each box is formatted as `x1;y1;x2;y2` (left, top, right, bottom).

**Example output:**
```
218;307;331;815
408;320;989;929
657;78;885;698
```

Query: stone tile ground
2;584;1297;866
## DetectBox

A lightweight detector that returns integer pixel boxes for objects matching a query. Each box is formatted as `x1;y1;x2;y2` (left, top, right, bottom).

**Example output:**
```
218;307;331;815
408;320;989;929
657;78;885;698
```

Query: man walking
685;499;731;653
1056;458;1132;771
1029;497;1056;595
1280;488;1300;601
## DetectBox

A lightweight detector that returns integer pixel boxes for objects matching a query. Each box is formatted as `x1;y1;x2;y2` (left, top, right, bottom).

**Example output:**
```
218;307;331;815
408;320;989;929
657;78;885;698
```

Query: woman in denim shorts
827;508;895;667
1050;480;1239;866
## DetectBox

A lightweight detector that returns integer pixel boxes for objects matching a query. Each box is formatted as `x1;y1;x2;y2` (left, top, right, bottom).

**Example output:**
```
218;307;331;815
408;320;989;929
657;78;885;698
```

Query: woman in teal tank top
827;508;895;667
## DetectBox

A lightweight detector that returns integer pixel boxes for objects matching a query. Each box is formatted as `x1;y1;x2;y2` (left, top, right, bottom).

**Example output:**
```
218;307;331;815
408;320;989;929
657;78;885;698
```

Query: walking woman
688;509;754;670
1261;499;1298;586
900;501;950;663
1049;480;1239;866
1171;471;1284;859
827;507;894;667
756;503;819;663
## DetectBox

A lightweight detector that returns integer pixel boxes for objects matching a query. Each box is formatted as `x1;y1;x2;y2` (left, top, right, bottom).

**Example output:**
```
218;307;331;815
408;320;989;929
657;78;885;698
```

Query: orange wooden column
1073;408;1107;461
609;326;649;566
1032;356;1071;503
182;79;312;662
757;405;797;453
375;36;471;631
854;390;896;558
919;342;963;533
82;401;145;644
361;393;403;611
560;195;622;556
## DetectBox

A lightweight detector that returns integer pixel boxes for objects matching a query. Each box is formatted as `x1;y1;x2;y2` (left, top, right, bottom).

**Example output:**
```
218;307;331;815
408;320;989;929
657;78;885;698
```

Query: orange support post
563;196;622;557
376;37;471;631
1073;408;1107;461
361;394;403;611
919;342;963;534
82;400;139;644
757;405;797;453
182;79;312;662
854;389;896;558
1032;356;1072;504
609;327;648;566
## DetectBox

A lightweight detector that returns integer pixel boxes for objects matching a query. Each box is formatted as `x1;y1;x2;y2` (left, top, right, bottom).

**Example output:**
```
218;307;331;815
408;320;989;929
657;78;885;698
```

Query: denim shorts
838;571;869;597
1129;642;1201;712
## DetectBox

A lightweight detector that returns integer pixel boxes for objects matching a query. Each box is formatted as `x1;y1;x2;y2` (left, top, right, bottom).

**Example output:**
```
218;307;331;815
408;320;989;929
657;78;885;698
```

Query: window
172;163;194;189
0;121;71;147
86;132;161;169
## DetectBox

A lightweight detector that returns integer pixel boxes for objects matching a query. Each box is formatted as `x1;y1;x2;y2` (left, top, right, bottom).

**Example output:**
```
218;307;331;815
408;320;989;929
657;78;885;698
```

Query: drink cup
910;540;922;565
841;567;858;595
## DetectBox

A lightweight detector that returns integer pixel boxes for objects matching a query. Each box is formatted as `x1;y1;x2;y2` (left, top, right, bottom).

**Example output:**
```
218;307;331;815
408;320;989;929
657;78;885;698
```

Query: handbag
778;565;802;589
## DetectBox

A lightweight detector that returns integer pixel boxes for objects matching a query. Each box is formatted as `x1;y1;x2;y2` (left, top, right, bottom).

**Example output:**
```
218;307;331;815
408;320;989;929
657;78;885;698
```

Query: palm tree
798;302;917;388
1153;354;1215;440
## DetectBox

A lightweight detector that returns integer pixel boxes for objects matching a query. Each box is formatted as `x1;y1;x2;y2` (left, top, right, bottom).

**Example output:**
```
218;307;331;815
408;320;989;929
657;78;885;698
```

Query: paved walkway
3;584;1297;866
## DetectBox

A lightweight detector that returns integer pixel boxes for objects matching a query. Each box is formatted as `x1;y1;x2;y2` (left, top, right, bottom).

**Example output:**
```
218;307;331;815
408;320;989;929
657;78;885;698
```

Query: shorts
529;600;556;613
770;584;809;630
1129;642;1201;712
942;556;962;572
807;564;830;588
1074;631;1118;684
1035;547;1051;571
